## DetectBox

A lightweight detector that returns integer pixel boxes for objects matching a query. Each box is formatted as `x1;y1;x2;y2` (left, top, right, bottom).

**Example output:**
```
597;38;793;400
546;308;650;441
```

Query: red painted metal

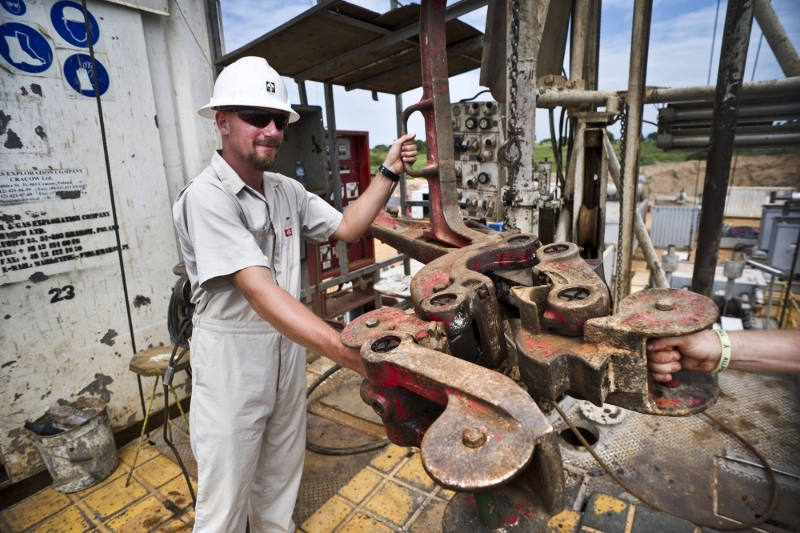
399;0;483;249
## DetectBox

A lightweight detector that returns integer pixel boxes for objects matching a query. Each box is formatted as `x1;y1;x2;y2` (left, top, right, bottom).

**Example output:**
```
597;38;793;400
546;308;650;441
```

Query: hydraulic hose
554;402;777;530
306;364;389;455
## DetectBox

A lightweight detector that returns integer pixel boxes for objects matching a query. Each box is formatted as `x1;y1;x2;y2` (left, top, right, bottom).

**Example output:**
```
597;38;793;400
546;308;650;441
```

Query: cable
79;0;147;420
548;109;565;191
305;364;390;455
458;89;491;103
553;402;778;531
173;0;212;68
707;0;722;86
751;32;764;81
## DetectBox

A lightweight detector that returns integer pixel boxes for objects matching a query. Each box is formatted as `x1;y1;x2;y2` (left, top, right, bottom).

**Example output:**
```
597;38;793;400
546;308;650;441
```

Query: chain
613;104;629;311
498;0;521;184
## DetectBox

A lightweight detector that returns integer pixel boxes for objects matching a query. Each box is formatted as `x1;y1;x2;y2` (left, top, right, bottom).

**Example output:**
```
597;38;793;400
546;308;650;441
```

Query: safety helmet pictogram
198;56;300;123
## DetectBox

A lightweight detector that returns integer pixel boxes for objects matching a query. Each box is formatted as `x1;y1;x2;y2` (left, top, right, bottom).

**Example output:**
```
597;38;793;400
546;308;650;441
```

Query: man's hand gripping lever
342;310;566;532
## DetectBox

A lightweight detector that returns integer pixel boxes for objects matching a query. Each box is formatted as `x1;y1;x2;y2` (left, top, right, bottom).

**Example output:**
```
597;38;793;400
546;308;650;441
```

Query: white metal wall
0;0;217;484
723;186;796;218
650;203;701;249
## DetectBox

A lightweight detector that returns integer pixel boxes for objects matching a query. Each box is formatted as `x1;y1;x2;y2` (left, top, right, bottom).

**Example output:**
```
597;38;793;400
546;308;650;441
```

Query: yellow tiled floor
300;444;446;533
1;364;583;533
0;442;195;533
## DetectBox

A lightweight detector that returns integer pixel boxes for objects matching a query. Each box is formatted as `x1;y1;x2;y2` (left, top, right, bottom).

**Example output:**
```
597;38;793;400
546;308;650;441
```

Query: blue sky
219;0;799;146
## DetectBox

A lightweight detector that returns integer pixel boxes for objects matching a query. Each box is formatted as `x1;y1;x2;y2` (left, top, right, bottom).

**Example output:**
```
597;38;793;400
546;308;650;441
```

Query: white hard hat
198;57;300;123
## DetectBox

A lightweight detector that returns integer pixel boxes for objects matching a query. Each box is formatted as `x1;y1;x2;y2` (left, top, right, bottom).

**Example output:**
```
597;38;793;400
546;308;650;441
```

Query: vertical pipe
324;83;349;276
691;0;755;297
391;0;410;275
764;274;775;329
298;80;309;106
604;135;669;288
395;94;411;275
584;0;602;91
753;0;800;77
569;0;590;83
616;0;653;308
570;121;586;244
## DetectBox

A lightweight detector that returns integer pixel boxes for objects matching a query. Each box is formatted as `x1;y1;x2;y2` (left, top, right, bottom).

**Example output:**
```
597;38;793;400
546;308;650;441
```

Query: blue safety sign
0;22;53;73
0;0;26;16
63;53;109;97
49;0;99;48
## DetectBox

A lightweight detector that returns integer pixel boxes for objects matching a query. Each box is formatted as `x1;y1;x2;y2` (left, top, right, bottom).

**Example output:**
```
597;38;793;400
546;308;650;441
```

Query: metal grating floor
554;370;800;532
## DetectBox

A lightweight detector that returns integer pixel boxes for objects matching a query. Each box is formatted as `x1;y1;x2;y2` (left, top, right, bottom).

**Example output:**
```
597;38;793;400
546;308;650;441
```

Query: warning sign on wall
0;18;59;78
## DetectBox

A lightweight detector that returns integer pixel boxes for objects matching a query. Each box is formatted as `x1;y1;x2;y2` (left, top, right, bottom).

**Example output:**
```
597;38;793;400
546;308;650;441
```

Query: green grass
371;139;799;175
370;140;427;174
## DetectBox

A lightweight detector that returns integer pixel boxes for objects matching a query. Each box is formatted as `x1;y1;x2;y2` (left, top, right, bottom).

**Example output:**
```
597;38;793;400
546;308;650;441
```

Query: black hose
554;403;778;531
458;89;491;103
306;364;389;455
78;0;147;423
548;109;565;192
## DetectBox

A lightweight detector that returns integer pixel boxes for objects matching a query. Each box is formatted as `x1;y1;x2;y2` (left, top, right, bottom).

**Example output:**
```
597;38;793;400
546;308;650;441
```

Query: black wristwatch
378;164;400;182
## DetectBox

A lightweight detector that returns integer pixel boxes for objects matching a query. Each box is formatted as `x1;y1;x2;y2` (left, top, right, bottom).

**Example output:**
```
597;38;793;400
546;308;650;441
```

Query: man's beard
246;140;281;172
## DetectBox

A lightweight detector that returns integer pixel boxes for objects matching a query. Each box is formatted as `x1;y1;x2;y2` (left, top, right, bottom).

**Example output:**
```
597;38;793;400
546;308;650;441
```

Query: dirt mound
641;154;800;199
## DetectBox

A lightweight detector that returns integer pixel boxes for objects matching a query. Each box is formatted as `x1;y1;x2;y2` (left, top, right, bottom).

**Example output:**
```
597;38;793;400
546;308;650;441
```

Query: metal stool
125;345;191;487
373;273;413;310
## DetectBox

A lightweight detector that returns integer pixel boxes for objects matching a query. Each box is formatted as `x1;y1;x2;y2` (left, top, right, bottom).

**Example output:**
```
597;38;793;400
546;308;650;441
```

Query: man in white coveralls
173;56;418;533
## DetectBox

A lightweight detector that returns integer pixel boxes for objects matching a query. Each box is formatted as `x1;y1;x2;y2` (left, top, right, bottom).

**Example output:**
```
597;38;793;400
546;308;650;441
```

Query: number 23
49;285;76;303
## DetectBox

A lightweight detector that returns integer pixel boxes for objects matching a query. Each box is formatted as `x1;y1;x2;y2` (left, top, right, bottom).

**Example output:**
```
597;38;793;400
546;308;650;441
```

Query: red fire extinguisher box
307;130;375;283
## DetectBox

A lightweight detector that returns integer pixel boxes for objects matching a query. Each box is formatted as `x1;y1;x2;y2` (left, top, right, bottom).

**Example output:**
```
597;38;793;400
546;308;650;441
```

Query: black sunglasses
224;107;290;131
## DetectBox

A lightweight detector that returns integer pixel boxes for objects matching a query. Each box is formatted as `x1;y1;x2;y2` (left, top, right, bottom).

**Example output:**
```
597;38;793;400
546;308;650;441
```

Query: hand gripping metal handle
400;99;438;178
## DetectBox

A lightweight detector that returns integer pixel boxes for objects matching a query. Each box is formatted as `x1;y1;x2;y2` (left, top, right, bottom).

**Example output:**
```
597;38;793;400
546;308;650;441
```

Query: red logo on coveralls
284;228;292;237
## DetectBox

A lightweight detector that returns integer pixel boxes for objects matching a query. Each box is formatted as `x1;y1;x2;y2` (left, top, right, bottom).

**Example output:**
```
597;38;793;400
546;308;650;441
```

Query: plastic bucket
26;398;118;493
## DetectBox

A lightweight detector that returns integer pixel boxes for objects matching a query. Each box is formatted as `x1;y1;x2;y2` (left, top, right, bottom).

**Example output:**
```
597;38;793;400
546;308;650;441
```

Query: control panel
451;101;505;222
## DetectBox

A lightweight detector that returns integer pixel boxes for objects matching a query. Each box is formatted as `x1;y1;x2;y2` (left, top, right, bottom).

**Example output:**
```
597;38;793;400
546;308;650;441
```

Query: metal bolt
365;317;380;328
477;287;489;299
544;75;554;85
433;282;448;292
655;299;673;311
566;80;574;89
462;427;487;448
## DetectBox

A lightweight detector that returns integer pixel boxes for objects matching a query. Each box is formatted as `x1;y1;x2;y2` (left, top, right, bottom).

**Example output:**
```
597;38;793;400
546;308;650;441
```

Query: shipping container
723;186;795;218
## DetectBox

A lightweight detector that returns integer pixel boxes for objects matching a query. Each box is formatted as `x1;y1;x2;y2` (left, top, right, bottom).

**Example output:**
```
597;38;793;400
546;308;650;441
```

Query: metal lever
400;99;437;178
343;317;565;531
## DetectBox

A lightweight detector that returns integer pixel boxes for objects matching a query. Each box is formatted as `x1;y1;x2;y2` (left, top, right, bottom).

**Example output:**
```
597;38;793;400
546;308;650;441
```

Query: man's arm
647;329;800;381
232;266;366;376
332;134;418;243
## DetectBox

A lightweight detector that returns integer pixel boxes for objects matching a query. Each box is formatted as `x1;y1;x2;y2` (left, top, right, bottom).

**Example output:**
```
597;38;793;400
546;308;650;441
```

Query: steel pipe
536;89;620;108
691;0;756;298
645;76;799;104
569;0;590;83
659;132;800;148
753;0;800;77
324;82;349;276
570;121;586;244
604;135;669;289
616;0;653;309
660;102;800;122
